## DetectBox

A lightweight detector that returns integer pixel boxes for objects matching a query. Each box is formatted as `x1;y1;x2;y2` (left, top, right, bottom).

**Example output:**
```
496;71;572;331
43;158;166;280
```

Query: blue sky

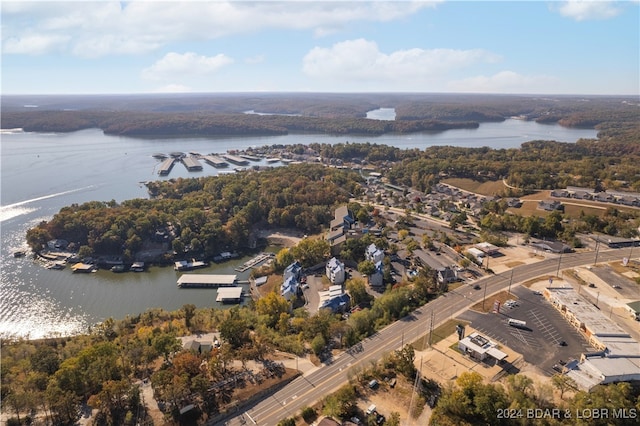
2;1;638;95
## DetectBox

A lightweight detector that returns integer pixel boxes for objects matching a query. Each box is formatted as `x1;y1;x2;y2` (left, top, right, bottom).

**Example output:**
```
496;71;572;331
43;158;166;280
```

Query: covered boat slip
216;287;243;303
177;274;237;288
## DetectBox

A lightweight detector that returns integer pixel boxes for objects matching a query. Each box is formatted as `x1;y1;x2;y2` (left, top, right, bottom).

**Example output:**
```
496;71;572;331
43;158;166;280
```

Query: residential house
281;261;302;301
326;257;346;285
538;200;563;211
366;243;385;264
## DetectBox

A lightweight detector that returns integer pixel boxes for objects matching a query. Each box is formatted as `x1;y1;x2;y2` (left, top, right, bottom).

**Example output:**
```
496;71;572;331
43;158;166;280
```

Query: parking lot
458;286;596;376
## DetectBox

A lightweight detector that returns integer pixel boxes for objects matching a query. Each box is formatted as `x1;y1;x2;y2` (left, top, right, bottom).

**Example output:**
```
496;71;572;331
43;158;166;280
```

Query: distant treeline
1;110;479;136
2;93;638;139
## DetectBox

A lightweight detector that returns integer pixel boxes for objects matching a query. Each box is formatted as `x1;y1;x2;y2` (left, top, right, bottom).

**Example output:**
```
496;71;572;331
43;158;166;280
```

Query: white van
366;404;377;415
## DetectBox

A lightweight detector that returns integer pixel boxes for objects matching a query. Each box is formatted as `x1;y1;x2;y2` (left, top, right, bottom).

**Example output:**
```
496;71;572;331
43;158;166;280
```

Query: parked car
368;379;379;389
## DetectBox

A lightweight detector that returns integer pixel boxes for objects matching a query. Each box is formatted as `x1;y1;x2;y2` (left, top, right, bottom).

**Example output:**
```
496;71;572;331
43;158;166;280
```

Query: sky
1;0;639;95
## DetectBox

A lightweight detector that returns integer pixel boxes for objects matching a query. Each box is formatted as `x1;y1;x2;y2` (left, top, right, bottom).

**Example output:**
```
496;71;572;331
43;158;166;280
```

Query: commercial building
458;332;508;362
544;287;640;390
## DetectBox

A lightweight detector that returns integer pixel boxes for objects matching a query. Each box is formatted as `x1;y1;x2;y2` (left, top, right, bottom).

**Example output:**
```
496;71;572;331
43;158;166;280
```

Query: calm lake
0;119;598;339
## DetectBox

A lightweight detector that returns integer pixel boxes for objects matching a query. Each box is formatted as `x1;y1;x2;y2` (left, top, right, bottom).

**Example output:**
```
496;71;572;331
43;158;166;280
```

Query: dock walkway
234;252;274;272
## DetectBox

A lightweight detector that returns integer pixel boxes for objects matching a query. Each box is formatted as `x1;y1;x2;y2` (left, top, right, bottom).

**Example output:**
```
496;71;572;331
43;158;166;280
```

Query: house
319;293;351;313
366;243;385;264
538;200;563;211
551;189;570;198
326;257;346;285
281;261;302;301
369;261;384;288
626;301;640;321
437;266;458;285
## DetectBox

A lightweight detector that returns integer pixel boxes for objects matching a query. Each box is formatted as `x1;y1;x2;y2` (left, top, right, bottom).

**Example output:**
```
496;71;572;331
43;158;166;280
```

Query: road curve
220;248;627;426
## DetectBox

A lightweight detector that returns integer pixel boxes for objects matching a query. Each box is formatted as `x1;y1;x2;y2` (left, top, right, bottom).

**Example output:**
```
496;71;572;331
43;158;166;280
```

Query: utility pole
428;311;434;347
556;250;563;277
508;269;514;296
482;281;488;310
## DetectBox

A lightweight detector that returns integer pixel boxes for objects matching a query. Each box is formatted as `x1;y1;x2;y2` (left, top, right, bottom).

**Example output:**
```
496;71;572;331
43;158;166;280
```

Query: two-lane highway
220;248;627;426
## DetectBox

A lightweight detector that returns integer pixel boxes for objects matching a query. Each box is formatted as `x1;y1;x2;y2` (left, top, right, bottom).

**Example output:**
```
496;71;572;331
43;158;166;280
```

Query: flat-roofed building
458;332;507;362
177;274;237;288
545;287;640;390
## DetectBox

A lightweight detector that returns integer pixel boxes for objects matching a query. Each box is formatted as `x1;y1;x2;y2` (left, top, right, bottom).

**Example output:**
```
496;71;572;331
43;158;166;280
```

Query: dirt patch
442;178;507;196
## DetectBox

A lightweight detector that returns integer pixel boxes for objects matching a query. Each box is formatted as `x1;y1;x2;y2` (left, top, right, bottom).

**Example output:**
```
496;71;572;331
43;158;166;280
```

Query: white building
326;257;346;285
366;243;385;264
458;332;507;362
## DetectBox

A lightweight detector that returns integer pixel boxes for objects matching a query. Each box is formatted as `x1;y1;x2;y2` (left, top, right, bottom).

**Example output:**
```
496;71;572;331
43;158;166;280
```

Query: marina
182;156;203;171
157;158;175;175
234;252;275;272
202;155;229;168
177;274;238;288
222;154;249;165
240;154;261;162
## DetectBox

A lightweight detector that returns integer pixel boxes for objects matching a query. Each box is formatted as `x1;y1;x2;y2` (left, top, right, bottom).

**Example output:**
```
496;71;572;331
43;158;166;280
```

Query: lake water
0;120;597;339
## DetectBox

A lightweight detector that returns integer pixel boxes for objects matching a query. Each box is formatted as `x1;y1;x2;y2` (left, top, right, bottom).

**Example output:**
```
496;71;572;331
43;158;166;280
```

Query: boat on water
152;153;168;159
47;261;66;270
130;261;145;272
13;250;26;258
111;264;127;273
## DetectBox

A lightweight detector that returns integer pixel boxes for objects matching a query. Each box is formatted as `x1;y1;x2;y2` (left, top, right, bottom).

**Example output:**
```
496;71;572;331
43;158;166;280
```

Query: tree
346;278;370;307
551;373;576;400
182;304;197;329
357;260;376;277
152;333;181;362
311;334;326;356
255;291;291;329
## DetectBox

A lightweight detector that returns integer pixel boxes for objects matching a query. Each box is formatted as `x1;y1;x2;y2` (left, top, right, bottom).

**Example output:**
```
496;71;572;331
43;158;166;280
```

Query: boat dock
203;155;229;168
216;287;243;303
182;156;203;171
240;154;261;162
177;274;237;288
234;252;275;272
223;154;250;166
158;158;175;175
174;260;208;271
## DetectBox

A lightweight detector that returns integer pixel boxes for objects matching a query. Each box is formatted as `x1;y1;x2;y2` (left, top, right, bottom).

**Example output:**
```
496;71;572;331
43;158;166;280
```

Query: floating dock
240;154;261;162
174;260;208;271
216;287;243;303
223;154;249;166
158;158;175;175
234;252;275;272
177;274;237;288
182;156;203;171
203;155;229;168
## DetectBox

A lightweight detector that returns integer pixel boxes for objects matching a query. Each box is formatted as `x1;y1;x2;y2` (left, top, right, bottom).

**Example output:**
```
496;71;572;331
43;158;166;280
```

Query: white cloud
3;33;70;55
302;39;500;83
448;71;559;93
1;1;436;57
141;52;234;81
555;0;621;21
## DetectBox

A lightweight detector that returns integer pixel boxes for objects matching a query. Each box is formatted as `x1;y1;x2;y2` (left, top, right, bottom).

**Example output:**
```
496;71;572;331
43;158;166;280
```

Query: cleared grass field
442;178;507;196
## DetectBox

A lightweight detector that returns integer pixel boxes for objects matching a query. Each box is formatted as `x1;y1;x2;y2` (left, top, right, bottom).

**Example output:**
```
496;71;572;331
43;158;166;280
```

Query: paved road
220;248;628;426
